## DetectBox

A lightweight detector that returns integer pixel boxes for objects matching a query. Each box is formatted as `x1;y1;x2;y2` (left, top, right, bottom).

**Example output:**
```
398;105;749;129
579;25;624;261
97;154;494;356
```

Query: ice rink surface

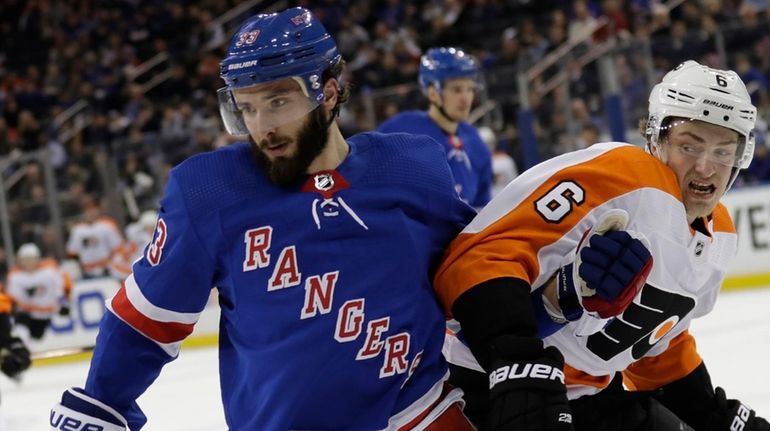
3;287;770;430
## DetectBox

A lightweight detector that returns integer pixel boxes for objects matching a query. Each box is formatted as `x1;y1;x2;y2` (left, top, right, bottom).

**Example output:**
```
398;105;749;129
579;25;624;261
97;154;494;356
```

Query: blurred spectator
119;152;156;217
577;122;602;149
735;53;770;107
496;27;520;67
335;14;370;60
597;0;632;40
0;0;769;274
0;118;10;155
743;118;770;185
655;20;698;69
518;18;549;67
0;248;7;282
569;0;599;42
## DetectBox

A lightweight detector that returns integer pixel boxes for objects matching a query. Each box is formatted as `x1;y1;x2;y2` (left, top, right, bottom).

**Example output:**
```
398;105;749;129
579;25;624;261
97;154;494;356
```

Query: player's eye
268;97;288;109
713;148;736;163
714;148;734;157
237;104;256;114
679;144;699;155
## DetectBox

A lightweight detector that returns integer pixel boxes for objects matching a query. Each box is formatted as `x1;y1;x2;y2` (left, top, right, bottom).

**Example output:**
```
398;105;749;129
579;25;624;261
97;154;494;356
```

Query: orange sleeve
433;146;680;314
0;292;12;314
565;363;612;391
622;330;703;391
63;272;73;297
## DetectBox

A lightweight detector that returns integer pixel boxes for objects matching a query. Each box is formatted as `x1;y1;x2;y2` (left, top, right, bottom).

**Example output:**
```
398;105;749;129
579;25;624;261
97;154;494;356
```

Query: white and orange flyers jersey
6;259;71;319
107;221;153;279
66;216;123;277
434;142;738;399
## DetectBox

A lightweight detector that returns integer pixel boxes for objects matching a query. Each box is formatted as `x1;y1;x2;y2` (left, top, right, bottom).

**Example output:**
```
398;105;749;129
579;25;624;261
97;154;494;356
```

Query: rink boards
34;278;221;364
31;184;769;363
720;183;770;290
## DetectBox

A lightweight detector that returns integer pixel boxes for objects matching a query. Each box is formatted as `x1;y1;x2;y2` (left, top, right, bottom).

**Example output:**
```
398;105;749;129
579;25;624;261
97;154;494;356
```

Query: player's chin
685;199;718;220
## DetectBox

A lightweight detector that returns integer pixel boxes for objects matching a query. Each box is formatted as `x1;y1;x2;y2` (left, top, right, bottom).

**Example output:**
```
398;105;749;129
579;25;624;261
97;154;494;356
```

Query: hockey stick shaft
31;345;95;361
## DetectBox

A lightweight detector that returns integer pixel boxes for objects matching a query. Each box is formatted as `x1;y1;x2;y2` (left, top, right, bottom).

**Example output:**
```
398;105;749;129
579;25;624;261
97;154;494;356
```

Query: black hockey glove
485;336;573;431
656;363;769;431
59;300;71;317
707;387;770;431
1;336;31;378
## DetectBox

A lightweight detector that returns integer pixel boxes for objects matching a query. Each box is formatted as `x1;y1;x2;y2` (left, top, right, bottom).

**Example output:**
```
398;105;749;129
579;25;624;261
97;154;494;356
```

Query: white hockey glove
50;388;127;431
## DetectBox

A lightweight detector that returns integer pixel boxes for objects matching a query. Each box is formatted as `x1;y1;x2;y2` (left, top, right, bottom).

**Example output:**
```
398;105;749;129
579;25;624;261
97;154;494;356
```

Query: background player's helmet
17;243;41;270
646;60;757;192
218;7;341;135
418;47;479;94
139;210;158;231
17;243;41;260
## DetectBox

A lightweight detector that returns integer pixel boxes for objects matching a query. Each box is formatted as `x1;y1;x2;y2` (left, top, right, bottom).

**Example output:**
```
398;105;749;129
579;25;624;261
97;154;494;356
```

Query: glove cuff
556;263;583;322
489;358;567;392
488;344;567;395
50;388;127;430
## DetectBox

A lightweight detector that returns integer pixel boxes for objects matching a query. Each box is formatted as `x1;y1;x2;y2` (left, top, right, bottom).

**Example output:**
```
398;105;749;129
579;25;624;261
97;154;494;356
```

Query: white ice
3;288;770;430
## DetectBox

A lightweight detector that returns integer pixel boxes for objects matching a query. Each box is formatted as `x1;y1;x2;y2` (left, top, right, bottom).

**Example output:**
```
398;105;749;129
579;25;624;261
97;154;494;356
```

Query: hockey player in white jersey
109;210;158;279
434;60;770;431
5;243;71;342
66;201;123;278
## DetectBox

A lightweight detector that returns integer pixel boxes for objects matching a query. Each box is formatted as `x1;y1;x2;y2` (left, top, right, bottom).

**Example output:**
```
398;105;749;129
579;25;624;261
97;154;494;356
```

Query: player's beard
249;106;330;188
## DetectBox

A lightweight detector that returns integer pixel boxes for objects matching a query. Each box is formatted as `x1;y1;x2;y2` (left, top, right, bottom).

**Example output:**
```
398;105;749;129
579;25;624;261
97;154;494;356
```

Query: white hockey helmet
17;243;41;260
646;60;757;191
139;210;158;230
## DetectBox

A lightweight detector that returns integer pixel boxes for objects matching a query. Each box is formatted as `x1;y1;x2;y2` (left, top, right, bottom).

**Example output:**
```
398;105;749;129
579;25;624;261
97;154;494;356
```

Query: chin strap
436;104;459;125
430;95;461;127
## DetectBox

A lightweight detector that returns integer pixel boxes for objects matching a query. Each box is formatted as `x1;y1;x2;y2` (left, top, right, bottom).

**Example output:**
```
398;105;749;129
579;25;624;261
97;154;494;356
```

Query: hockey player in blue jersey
378;47;493;210
50;7;478;431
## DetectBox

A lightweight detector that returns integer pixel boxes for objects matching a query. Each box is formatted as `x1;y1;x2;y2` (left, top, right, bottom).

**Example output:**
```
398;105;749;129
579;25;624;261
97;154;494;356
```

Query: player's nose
254;122;278;141
692;153;716;176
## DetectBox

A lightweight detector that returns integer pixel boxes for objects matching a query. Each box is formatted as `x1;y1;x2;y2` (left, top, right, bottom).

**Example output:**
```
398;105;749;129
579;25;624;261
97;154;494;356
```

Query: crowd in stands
1;0;770;280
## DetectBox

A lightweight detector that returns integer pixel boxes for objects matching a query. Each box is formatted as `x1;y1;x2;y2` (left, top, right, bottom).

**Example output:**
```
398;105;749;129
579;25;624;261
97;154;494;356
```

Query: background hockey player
50;7;477;430
65;199;124;279
109;210;159;279
5;243;71;343
434;60;770;431
0;291;31;387
378;47;493;210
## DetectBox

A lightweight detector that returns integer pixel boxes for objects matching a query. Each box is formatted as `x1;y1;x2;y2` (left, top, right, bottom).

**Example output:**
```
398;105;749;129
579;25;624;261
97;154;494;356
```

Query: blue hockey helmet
418;47;479;94
218;7;341;135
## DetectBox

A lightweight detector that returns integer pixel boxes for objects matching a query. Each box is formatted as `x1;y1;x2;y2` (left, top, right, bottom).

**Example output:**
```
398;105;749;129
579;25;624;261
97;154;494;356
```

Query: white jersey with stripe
66;218;123;276
434;142;737;398
6;259;67;318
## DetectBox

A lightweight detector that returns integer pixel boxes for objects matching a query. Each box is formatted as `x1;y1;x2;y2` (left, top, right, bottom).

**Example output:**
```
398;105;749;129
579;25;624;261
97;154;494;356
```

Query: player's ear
427;85;442;106
322;78;338;110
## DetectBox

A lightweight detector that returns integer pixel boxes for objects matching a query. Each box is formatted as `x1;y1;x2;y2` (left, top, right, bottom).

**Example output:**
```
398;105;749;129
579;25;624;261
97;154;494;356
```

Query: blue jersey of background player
51;8;478;431
378;48;493;210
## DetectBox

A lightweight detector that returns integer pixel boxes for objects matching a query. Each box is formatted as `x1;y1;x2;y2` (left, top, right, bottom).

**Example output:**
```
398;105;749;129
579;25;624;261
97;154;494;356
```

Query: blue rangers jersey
83;132;476;430
378;111;492;209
